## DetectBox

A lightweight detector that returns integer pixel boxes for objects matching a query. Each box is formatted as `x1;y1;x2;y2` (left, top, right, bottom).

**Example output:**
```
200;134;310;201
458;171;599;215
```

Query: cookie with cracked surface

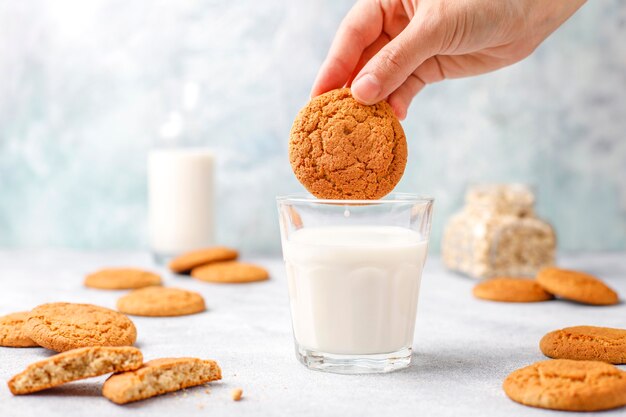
84;268;162;290
25;303;137;352
540;326;626;364
289;88;407;200
503;359;626;411
117;287;205;317
169;246;238;273
102;357;222;404
191;261;269;284
8;346;143;395
536;267;619;305
473;277;553;302
0;312;38;347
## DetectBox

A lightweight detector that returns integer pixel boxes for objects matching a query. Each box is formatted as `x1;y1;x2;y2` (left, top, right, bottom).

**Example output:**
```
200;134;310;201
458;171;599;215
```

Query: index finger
310;0;383;97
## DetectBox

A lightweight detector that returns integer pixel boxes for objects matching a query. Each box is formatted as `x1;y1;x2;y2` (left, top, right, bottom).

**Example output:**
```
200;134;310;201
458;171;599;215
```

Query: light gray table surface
0;250;624;417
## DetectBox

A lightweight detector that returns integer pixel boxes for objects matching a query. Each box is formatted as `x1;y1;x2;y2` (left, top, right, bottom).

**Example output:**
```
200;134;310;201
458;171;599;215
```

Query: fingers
346;33;391;87
387;56;446;120
387;74;426;120
351;19;441;105
310;0;383;98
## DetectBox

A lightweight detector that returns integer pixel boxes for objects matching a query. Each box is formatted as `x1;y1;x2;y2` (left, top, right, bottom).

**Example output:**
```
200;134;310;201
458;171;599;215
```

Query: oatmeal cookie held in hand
289;88;407;200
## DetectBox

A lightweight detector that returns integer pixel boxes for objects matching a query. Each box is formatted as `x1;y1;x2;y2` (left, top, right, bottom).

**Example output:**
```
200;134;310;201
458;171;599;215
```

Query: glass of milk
148;149;215;263
277;194;434;374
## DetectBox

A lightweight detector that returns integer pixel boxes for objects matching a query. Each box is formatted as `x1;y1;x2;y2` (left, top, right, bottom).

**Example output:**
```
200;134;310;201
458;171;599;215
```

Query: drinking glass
277;194;434;374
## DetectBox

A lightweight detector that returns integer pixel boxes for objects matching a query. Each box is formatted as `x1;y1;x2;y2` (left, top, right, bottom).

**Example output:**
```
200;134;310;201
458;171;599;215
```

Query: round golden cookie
289;88;407;200
25;303;137;352
503;359;626;411
117;287;206;317
169;247;239;273
191;261;269;284
472;277;553;303
536;267;619;305
0;312;38;347
540;326;626;364
84;268;162;290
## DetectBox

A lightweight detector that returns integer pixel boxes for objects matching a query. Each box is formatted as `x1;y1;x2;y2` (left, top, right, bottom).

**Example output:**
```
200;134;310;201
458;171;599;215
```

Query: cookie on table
169;247;238;274
503;359;626;411
0;312;38;347
84;268;162;290
536;267;619;305
540;326;626;364
289;88;407;200
8;346;143;395
102;357;222;405
117;287;205;317
472;277;553;302
25;302;137;352
191;261;269;284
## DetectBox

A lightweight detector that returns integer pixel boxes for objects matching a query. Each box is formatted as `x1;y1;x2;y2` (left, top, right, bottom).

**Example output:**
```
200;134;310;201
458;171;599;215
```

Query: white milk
148;149;214;257
283;226;428;355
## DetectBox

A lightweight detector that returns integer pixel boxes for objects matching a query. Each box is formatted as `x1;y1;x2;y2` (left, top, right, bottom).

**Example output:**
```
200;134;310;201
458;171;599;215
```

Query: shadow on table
31;382;102;397
395;350;514;378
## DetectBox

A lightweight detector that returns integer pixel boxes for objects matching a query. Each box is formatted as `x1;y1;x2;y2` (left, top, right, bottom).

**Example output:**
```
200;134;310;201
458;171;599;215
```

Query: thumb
351;20;439;105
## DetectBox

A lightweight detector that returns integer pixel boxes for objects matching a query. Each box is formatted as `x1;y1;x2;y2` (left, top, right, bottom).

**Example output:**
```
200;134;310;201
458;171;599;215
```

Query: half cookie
8;346;143;395
103;357;222;404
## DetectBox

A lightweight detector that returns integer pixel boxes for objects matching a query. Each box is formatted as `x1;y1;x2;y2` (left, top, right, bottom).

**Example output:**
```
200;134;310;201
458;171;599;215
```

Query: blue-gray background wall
0;1;625;254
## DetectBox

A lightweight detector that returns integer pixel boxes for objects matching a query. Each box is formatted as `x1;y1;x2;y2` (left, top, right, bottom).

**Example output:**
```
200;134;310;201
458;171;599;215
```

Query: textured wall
0;0;625;254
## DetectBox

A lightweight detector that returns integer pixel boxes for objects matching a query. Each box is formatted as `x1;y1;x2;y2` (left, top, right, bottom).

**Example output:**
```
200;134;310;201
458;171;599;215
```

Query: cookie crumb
231;388;243;401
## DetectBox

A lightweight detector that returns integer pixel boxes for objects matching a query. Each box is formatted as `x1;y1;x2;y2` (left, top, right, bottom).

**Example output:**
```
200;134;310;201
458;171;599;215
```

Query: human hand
311;0;586;120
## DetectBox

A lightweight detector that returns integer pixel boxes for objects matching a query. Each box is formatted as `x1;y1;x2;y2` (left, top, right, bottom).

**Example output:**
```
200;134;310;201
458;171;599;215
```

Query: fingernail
351;74;381;104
